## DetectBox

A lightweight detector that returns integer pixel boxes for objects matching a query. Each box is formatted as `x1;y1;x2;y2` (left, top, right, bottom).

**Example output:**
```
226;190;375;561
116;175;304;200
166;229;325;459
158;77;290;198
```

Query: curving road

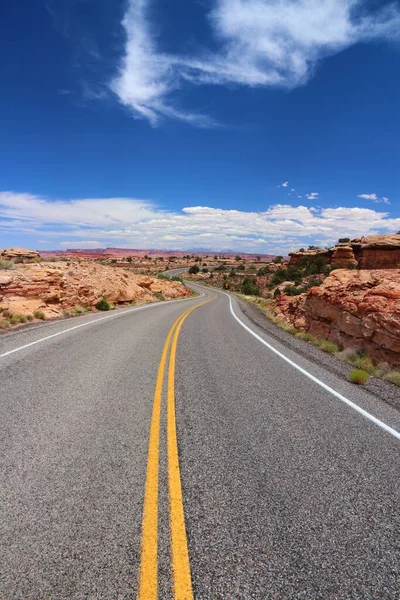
1;283;399;599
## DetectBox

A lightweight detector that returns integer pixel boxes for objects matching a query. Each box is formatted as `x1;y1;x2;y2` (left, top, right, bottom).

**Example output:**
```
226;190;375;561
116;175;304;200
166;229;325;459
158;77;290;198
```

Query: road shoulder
235;294;400;413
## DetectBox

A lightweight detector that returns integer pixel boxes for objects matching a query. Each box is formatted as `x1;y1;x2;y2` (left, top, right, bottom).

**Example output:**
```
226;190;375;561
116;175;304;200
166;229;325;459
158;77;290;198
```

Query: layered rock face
276;269;400;365
289;233;400;270
0;262;190;319
1;248;40;261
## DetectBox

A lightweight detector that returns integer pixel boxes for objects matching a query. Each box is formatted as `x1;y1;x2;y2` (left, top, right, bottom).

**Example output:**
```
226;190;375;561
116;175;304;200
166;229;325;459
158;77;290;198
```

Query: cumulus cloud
306;192;319;200
1;191;399;253
111;0;400;125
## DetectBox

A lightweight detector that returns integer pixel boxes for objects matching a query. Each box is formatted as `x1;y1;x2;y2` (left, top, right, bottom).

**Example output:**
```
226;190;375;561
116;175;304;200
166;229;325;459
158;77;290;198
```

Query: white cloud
1;191;399;253
358;193;378;201
306;192;319;200
357;193;391;204
111;0;400;125
59;241;105;247
281;181;289;187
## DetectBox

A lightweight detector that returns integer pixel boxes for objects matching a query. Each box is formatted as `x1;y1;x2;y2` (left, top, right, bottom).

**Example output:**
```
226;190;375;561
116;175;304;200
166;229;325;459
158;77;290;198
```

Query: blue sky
0;0;399;253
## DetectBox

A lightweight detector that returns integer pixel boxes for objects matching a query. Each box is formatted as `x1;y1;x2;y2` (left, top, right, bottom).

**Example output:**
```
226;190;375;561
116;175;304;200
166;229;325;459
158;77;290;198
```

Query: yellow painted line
167;299;212;600
137;306;193;600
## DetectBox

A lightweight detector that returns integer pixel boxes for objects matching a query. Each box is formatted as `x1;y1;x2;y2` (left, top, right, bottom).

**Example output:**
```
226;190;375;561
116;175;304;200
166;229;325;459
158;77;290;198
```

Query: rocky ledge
289;233;400;270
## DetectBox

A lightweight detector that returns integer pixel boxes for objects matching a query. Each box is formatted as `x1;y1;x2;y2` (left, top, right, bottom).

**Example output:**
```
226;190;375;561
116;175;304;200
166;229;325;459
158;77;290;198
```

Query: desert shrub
157;273;168;279
273;256;283;264
17;315;27;323
318;340;340;354
170;275;183;282
26;314;34;321
296;332;316;343
155;292;165;301
2;310;12;318
0;318;10;329
257;266;271;276
202;267;209;273
209;272;214;279
384;370;400;386
215;264;227;272
241;277;260;296
338;237;350;243
0;260;14;270
188;265;200;274
283;285;307;296
348;353;377;375
33;311;46;320
273;288;281;298
95;298;111;311
348;369;370;385
229;269;236;277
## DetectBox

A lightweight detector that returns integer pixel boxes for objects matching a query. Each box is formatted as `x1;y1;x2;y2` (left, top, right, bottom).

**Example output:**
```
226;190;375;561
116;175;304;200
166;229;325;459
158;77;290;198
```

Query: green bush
348;369;370;385
0;318;10;329
157;273;168;279
155;292;165;301
95;298;111;311
188;265;200;274
241;277;260;296
33;310;46;320
338;237;350;243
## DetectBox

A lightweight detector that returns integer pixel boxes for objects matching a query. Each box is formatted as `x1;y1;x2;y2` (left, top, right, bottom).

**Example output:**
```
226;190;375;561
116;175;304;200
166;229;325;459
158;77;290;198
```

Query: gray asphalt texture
1;286;399;599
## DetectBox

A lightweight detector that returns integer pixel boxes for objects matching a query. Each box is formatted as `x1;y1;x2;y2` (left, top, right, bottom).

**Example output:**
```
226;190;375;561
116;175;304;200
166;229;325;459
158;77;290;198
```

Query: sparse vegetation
33;310;46;320
0;318;11;329
155;292;165;301
348;369;370;385
0;260;14;270
316;340;341;354
384;370;400;386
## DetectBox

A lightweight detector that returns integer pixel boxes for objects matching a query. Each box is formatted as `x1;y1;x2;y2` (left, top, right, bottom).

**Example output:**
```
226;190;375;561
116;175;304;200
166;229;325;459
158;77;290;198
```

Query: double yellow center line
138;299;212;600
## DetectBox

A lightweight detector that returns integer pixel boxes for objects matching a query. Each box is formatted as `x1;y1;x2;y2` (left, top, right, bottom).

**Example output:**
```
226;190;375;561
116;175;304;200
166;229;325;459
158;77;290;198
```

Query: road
1;283;399;599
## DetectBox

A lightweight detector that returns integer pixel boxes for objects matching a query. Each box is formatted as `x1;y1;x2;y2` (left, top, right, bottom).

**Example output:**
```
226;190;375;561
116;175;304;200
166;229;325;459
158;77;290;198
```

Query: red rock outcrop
276;269;400;365
1;248;40;261
0;262;190;319
289;233;400;270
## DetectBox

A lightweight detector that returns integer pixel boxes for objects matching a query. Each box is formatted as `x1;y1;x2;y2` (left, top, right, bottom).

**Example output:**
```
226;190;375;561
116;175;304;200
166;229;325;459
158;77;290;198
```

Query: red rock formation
276;269;400;365
289;234;400;270
1;248;40;261
0;262;191;319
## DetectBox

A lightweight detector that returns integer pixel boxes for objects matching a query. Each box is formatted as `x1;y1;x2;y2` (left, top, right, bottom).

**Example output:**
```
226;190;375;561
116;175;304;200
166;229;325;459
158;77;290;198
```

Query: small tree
338;237;350;244
235;255;241;261
188;265;200;274
273;255;283;264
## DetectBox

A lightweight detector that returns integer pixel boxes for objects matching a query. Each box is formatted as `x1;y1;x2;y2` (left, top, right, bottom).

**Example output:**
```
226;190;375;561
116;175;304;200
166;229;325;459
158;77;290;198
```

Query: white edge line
0;292;204;360
191;283;400;441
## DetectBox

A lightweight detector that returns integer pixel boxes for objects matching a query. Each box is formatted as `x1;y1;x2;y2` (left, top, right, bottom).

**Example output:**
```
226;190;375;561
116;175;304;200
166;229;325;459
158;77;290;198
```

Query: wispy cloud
358;193;391;204
1;191;399;253
111;0;400;125
306;192;319;200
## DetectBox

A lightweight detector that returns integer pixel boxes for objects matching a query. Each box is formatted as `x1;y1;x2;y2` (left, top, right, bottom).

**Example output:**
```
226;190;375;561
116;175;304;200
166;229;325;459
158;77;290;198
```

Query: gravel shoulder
235;294;400;413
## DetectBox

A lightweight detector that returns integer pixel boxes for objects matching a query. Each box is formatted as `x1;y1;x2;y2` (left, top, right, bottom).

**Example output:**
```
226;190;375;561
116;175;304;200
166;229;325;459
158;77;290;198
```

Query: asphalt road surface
1;284;399;600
